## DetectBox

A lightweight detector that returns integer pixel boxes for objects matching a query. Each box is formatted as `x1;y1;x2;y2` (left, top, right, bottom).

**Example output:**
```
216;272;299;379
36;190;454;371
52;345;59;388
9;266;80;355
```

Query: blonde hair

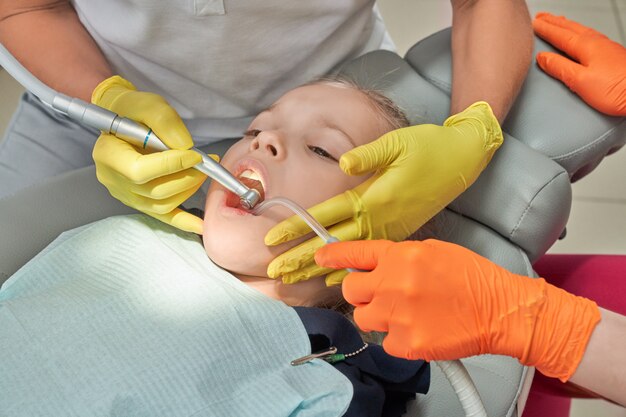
305;76;410;132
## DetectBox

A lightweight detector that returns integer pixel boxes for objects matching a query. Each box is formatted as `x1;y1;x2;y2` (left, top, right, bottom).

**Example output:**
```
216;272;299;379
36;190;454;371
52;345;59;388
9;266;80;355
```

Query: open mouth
224;165;267;211
238;170;266;203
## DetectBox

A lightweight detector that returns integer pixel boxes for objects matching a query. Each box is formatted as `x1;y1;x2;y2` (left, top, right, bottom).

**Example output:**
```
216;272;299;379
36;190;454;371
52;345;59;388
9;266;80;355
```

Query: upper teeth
238;169;261;181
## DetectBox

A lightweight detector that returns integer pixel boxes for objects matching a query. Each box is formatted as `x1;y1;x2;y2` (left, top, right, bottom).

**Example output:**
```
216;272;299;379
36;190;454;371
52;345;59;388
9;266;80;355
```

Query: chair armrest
405;27;626;181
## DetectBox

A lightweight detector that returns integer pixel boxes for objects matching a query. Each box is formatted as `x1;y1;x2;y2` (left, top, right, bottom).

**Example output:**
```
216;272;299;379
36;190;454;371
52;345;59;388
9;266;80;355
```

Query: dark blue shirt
294;307;430;417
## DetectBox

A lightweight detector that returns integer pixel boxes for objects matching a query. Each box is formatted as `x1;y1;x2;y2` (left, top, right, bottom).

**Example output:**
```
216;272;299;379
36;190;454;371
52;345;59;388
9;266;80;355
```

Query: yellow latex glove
92;76;211;234
265;101;503;285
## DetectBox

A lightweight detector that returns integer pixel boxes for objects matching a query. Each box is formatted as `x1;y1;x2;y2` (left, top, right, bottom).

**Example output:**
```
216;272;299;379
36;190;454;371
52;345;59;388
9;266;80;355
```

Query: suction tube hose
250;197;337;243
437;360;488;417
252;197;488;417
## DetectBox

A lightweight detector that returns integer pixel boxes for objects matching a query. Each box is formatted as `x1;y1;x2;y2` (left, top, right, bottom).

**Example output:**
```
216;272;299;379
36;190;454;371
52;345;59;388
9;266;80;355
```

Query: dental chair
1;29;624;417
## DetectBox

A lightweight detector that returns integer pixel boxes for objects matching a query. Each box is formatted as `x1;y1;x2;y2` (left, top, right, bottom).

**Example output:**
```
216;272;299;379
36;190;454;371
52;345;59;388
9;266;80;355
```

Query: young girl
0;78;501;417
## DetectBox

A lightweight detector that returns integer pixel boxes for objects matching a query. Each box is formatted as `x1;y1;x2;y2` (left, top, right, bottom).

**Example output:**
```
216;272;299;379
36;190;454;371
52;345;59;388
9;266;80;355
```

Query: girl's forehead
277;83;364;104
270;84;390;144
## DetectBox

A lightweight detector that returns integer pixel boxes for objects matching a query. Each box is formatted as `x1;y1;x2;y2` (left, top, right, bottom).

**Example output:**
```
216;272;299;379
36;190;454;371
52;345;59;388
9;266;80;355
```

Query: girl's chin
216;260;269;278
204;245;272;277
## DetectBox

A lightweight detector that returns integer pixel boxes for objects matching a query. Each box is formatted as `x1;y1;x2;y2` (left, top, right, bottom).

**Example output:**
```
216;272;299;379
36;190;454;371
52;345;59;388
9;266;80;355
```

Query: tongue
239;177;265;202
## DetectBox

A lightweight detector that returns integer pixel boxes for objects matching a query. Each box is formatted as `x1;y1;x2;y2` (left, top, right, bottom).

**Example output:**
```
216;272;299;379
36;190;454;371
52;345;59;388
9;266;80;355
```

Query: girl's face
202;83;392;302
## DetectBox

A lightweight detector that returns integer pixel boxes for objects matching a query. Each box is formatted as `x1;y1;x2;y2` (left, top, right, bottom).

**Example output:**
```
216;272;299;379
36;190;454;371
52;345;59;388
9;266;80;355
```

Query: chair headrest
406;28;626;182
338;47;571;261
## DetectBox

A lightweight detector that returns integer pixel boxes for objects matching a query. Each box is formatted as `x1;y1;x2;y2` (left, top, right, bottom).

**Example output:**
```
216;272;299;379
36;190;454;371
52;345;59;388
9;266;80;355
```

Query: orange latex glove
315;239;601;382
533;12;626;116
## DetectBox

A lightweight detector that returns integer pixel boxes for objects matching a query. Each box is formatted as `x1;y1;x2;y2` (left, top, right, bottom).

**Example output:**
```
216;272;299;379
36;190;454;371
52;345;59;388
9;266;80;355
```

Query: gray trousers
0;92;238;209
0;92;99;199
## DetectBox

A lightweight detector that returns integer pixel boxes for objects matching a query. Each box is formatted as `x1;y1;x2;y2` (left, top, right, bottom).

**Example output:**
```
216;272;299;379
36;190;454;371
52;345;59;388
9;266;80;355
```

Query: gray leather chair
1;28;624;416
339;28;624;417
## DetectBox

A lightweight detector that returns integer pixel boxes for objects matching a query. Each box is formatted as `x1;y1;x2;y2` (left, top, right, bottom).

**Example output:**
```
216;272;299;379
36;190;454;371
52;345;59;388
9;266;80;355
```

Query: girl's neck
235;273;342;307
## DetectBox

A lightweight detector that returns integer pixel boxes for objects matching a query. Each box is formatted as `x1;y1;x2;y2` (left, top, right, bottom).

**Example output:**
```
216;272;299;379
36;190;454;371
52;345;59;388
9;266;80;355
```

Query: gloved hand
533;12;626;116
92;75;211;234
265;102;503;286
315;239;602;382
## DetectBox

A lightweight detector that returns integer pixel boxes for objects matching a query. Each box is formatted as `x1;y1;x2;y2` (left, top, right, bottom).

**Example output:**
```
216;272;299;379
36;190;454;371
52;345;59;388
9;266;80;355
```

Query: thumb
139;97;194;150
383;331;427;361
315;240;393;270
536;52;584;91
339;128;406;175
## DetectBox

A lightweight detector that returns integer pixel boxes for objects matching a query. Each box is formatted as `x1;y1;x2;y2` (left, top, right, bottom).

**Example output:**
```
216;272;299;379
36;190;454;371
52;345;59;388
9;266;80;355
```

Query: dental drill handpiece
50;96;262;209
0;43;260;209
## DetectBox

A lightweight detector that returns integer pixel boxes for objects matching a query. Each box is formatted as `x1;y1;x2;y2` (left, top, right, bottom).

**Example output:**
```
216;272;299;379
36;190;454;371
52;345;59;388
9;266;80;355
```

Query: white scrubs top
71;0;395;144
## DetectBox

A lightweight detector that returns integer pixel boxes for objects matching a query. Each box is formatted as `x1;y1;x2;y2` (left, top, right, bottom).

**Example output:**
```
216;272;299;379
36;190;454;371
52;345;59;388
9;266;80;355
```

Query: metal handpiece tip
240;189;262;210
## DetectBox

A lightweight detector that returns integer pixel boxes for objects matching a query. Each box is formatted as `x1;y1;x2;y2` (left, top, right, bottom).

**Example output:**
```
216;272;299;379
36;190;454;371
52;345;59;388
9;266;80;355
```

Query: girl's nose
249;130;286;159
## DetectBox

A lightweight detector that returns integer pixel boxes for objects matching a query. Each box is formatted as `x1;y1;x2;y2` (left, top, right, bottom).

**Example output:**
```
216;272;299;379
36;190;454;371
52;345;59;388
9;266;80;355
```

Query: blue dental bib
0;215;352;417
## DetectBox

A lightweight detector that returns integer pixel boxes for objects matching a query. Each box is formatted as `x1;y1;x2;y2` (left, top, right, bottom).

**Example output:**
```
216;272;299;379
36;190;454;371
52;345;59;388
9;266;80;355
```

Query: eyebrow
260;103;357;148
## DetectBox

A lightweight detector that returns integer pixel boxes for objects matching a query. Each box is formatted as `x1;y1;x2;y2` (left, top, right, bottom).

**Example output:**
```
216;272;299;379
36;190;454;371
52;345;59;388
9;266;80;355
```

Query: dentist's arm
571;308;626;404
315;239;626;407
450;0;534;121
0;0;112;101
0;1;207;233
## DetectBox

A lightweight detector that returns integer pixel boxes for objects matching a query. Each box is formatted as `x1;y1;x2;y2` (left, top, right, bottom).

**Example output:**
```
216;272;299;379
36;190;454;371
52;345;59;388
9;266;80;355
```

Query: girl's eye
308;146;338;162
243;129;261;137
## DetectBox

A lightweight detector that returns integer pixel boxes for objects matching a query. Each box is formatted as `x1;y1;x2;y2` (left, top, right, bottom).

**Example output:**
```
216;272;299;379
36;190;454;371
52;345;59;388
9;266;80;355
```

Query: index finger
315;240;393;270
533;16;585;62
535;13;597;35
